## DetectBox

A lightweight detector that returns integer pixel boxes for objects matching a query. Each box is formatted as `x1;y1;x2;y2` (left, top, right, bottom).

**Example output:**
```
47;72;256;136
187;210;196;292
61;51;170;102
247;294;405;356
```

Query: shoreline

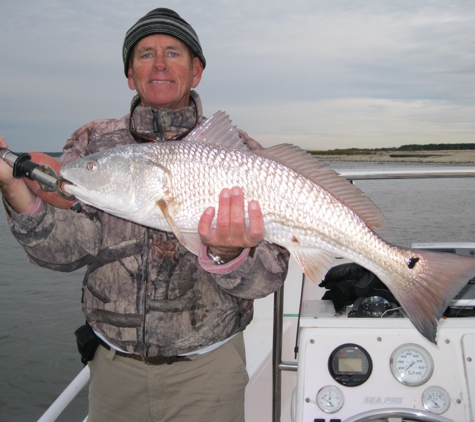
311;150;475;164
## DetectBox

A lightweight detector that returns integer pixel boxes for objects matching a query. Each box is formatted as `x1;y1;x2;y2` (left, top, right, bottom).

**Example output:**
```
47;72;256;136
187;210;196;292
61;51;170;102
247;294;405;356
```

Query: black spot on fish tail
408;257;420;269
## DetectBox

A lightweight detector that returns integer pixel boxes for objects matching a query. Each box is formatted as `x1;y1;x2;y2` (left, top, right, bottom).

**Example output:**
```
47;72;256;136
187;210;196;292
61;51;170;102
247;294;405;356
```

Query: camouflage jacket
6;91;290;357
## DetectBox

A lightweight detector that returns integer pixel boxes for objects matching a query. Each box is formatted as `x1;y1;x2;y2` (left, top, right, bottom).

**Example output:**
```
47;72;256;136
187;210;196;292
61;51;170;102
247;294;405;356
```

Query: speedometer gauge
390;343;434;386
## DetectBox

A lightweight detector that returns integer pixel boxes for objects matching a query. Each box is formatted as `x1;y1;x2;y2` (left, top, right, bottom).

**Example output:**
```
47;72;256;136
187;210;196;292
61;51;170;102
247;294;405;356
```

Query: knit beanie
122;8;206;77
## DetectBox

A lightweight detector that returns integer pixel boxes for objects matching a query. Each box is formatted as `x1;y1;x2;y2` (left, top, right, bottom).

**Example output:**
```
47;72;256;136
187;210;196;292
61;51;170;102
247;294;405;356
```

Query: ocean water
1;161;475;421
328;161;475;246
0;216;88;421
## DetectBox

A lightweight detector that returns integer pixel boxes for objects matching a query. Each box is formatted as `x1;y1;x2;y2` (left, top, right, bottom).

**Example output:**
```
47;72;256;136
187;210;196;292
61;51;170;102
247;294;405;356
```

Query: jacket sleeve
210;241;290;300
2;118;117;272
5;201;101;272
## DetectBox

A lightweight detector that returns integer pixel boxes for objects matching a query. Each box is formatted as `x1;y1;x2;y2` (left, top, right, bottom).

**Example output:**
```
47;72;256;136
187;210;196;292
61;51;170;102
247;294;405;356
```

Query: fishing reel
0;149;80;211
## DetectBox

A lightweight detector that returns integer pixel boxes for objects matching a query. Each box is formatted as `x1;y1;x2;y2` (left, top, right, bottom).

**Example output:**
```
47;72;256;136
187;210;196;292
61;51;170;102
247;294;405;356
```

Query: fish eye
86;161;98;171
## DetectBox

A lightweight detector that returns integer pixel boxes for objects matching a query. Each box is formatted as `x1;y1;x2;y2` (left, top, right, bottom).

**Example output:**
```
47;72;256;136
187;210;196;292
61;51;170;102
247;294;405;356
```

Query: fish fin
291;248;337;284
387;249;475;344
254;145;386;229
186;111;248;150
181;233;201;256
157;200;201;255
157;199;186;243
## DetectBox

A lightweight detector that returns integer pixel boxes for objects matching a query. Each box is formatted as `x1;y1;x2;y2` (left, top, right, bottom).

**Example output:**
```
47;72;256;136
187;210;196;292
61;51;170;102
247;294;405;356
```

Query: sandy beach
311;150;475;164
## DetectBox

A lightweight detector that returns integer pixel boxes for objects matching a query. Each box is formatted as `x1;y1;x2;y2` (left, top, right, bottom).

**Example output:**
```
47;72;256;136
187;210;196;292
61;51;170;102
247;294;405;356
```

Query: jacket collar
129;90;203;142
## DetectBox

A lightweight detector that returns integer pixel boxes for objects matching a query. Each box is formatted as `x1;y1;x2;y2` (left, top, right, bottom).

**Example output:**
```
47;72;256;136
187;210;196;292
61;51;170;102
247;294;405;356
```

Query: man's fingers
199;187;265;249
229;187;246;240
198;206;216;243
247;200;265;243
215;188;232;242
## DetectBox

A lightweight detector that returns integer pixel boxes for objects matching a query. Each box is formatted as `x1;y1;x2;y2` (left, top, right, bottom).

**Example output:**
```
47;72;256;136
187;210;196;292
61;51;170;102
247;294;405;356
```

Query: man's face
127;34;203;110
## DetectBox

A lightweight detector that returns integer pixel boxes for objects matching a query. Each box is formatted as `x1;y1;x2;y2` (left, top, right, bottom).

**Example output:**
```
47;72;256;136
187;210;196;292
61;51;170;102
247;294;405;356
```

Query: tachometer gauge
422;386;450;414
316;385;344;413
390;343;434;386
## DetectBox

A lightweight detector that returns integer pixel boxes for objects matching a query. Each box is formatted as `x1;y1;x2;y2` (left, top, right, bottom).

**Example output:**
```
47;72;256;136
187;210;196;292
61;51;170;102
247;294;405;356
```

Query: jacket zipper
141;227;151;356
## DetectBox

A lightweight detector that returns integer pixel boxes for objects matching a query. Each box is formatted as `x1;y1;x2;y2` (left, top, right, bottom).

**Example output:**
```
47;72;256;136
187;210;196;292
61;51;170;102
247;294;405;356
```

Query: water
1;161;475;421
0;216;88;421
329;161;475;245
327;161;475;245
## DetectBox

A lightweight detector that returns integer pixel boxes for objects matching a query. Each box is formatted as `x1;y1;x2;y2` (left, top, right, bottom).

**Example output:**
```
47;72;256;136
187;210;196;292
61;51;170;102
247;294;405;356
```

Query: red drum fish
61;111;475;344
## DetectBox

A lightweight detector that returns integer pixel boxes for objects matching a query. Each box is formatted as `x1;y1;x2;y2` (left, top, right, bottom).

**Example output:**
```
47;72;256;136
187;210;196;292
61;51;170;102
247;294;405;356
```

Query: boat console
292;243;475;422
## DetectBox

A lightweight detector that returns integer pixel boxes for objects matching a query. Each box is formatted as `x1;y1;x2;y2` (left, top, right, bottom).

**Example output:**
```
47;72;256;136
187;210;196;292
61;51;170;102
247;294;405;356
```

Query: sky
1;0;474;152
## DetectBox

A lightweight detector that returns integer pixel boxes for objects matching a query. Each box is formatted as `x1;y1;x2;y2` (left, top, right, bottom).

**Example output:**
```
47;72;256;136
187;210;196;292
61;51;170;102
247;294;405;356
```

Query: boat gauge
316;385;344;413
422;386;451;414
390;343;434;386
353;296;391;317
328;343;373;386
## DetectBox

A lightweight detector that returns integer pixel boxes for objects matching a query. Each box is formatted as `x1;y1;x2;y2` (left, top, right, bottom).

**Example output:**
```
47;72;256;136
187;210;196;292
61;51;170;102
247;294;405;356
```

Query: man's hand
198;187;265;262
0;136;38;213
0;137;14;184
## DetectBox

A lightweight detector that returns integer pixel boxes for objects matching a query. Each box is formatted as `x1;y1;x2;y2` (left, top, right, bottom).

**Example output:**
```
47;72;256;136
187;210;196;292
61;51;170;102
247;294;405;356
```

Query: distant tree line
309;143;475;155
397;143;475;151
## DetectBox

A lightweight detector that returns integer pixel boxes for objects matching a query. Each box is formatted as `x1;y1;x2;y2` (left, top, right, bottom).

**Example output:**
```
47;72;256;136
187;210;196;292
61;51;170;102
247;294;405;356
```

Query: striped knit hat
122;8;206;77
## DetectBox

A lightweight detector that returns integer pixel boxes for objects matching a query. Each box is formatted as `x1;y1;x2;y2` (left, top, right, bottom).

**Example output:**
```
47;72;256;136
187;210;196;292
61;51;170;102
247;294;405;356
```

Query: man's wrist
1;178;38;214
206;246;244;264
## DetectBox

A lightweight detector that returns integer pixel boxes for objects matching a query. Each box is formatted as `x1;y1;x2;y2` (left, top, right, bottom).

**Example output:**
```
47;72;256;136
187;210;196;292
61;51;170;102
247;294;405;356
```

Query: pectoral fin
291;248;337;284
157;199;200;255
181;233;201;256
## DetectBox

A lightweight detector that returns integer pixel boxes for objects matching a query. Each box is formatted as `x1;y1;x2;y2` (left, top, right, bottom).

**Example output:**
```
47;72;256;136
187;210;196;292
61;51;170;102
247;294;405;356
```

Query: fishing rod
0;148;80;211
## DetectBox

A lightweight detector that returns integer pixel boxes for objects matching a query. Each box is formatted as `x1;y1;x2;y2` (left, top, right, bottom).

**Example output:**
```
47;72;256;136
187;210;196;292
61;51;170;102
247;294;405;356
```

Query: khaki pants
87;332;248;422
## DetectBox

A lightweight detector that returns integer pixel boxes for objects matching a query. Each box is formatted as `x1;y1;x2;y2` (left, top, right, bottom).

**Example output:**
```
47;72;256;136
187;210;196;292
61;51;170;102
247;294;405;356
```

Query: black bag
75;322;100;365
319;263;398;312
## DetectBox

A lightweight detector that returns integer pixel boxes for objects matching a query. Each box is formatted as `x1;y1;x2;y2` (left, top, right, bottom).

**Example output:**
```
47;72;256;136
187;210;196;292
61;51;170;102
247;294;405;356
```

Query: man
0;8;289;422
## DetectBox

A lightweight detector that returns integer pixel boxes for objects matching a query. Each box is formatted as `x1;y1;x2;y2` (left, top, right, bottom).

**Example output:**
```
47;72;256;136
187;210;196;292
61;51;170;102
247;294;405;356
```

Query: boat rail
37;166;475;422
339;167;475;181
37;366;89;422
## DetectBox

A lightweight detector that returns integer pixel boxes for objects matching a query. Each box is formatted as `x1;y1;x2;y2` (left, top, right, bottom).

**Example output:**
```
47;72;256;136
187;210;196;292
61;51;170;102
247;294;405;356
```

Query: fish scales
61;111;475;344
159;141;358;255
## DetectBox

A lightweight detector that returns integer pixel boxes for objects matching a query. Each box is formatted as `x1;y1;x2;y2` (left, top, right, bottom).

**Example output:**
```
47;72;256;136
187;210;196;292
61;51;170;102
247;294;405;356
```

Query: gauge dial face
316;385;344;413
422;386;450;414
360;296;391;317
390;343;434;386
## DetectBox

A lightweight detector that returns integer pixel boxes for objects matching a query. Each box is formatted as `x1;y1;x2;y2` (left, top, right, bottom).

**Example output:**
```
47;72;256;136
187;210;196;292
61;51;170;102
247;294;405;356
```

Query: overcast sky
1;0;474;152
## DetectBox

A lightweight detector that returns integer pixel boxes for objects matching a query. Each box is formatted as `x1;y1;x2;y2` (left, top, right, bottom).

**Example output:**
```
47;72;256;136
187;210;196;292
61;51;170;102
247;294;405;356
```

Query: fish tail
391;249;475;344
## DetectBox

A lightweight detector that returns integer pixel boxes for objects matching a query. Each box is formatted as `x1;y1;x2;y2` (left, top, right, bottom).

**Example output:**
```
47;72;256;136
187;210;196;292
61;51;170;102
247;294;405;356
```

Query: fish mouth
61;181;93;202
56;177;76;201
62;180;77;196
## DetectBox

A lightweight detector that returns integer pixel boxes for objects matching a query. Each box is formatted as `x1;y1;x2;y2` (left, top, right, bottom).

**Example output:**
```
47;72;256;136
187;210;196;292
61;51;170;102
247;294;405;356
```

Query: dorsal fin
186;111;247;150
254;144;386;229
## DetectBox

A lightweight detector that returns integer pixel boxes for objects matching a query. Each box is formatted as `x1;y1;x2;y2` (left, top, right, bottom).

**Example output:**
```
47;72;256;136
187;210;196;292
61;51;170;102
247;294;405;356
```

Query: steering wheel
343;408;454;422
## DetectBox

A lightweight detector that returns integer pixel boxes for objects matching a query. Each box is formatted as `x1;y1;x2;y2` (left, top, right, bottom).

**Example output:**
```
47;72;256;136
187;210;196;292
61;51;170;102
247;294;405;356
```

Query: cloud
224;97;475;149
0;0;474;152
